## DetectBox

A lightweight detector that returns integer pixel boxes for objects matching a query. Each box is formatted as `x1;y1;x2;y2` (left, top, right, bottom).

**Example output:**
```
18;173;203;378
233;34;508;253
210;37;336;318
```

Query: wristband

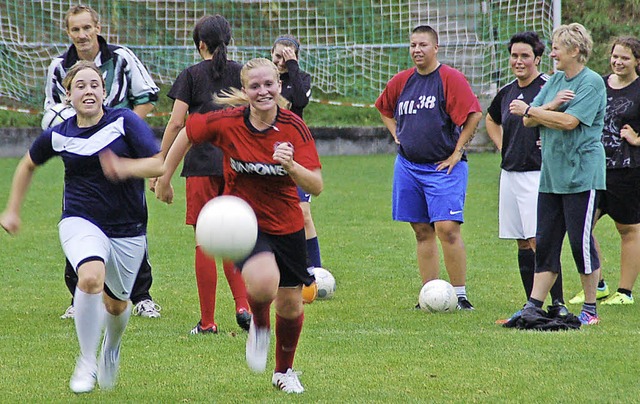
524;106;531;118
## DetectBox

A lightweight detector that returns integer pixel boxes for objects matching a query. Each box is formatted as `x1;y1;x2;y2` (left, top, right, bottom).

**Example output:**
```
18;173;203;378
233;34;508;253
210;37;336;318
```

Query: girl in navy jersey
0;61;164;393
271;35;323;275
160;58;322;394
154;14;251;335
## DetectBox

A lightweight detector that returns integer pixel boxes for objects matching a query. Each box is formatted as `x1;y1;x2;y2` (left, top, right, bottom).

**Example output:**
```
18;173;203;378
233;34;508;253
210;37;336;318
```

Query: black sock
549;270;564;305
598;279;606;289
518;249;535;299
525;297;544;309
619;288;632;297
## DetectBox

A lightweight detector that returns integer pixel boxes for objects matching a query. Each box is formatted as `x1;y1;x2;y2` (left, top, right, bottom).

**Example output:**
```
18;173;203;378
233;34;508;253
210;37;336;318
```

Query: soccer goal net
0;0;557;111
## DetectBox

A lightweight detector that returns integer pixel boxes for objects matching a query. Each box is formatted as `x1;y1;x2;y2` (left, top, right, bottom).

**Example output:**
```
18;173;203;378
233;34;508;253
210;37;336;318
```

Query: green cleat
601;291;634;305
568;283;610;304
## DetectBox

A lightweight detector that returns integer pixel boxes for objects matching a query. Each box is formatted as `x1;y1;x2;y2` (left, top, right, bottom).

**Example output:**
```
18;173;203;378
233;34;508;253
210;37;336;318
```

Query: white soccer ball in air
314;267;336;299
195;196;258;261
418;279;458;313
41;103;76;129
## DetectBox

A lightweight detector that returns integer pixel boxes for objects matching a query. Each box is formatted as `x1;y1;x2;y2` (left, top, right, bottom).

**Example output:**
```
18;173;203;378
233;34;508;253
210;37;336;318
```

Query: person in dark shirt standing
271;35;323;273
486;32;567;325
154;15;251;334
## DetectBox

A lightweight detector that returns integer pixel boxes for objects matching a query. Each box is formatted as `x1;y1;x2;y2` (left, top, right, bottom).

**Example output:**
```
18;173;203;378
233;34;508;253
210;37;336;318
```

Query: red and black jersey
186;106;321;235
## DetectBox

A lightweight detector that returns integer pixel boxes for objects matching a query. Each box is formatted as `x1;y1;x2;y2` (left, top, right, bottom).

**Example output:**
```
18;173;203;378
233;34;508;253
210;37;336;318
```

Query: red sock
195;246;217;328
247;295;271;329
275;313;304;373
222;260;249;312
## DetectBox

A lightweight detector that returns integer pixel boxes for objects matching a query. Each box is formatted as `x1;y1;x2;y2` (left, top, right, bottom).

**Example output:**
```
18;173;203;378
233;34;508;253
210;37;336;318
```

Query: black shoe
547;303;570;318
456;297;475;310
235;309;252;331
190;321;218;335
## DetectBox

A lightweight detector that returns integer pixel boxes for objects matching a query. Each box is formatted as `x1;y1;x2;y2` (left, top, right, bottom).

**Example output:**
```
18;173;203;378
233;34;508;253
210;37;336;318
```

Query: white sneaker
246;319;270;373
60;305;75;319
272;368;304;394
97;337;121;390
132;299;161;318
69;357;97;394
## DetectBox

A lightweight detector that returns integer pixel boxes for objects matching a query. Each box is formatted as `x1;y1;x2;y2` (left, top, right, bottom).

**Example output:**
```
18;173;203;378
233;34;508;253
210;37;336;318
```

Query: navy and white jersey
29;108;160;238
602;74;640;169
376;64;482;163
44;36;159;111
487;74;548;172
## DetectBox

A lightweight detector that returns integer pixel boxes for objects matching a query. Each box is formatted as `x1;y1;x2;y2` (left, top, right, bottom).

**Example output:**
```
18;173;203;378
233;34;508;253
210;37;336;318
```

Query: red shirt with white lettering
186;106;321;235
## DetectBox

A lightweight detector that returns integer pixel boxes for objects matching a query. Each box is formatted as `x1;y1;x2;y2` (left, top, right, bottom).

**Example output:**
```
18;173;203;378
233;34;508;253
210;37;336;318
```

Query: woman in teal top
510;23;606;326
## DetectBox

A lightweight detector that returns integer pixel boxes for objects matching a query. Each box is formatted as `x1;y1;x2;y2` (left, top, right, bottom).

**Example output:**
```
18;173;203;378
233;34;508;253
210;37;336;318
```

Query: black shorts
536;191;600;275
599;167;640;225
237;229;314;287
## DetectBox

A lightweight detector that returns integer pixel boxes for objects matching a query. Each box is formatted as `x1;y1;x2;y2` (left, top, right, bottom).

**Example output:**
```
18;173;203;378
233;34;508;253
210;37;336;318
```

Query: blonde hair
61;60;105;91
214;58;289;109
552;23;593;64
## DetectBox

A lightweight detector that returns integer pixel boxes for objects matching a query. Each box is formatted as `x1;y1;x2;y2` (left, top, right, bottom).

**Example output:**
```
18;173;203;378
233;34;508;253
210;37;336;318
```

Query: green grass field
1;153;639;402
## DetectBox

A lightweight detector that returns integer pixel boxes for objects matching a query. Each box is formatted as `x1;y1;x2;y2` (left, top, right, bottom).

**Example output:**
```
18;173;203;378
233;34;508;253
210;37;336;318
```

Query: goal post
0;1;558;111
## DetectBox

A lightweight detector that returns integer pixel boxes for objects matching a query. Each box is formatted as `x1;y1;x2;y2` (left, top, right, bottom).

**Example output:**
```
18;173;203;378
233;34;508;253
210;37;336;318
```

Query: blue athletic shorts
297;186;311;203
392;154;468;223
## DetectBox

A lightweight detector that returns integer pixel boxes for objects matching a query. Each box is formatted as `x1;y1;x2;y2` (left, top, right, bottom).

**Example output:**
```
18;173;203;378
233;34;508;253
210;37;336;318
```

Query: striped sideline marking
310;98;376;108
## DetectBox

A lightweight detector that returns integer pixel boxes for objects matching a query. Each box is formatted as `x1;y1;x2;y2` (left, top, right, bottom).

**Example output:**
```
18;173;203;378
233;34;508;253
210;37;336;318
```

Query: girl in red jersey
158;58;322;394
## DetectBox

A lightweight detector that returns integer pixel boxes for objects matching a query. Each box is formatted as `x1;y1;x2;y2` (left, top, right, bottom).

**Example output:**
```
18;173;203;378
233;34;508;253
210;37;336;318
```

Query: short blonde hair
552;23;593;64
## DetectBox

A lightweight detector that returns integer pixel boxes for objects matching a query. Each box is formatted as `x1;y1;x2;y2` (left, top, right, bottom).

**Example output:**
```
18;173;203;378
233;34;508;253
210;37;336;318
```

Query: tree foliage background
564;0;640;74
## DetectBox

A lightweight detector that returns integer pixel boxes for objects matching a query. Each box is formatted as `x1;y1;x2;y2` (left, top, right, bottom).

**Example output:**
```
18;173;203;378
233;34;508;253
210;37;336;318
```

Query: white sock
103;302;132;352
74;289;105;362
454;286;467;300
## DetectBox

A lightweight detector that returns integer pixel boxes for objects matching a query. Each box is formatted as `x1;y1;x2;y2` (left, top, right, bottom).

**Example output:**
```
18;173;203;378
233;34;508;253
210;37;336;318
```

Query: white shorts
58;217;146;300
498;170;540;240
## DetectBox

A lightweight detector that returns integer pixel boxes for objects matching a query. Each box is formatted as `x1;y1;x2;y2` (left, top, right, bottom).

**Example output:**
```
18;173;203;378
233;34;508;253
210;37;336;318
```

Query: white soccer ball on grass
314;267;336;299
418;279;458;313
